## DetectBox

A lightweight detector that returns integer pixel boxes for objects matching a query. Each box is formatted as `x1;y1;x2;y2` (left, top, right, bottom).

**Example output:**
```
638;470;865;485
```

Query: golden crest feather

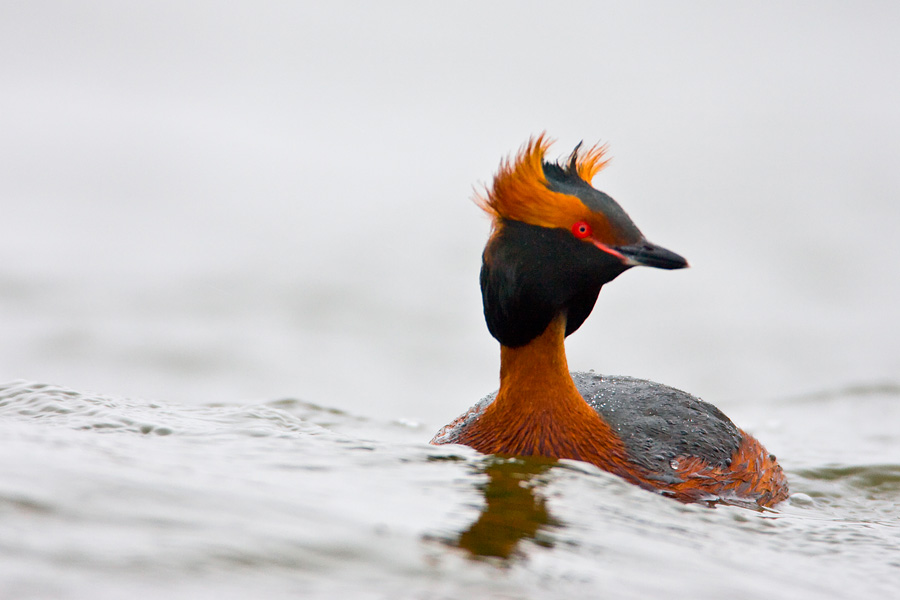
476;135;611;231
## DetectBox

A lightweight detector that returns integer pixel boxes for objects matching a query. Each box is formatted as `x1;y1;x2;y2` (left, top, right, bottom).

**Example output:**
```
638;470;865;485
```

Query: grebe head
479;135;688;347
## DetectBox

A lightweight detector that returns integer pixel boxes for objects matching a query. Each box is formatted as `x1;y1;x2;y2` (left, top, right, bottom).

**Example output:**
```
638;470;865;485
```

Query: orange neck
459;314;630;472
497;314;581;416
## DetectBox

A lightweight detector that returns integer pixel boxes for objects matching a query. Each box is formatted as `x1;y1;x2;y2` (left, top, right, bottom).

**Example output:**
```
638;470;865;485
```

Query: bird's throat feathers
459;315;629;466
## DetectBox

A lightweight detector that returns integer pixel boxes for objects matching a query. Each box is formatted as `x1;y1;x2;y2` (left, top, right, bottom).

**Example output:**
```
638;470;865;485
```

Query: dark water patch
267;397;350;417
792;463;900;522
425;454;469;463
781;381;900;404
0;493;55;515
797;464;900;494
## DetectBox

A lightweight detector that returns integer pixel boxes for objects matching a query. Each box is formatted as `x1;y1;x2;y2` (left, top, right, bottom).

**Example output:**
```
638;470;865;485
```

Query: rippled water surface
2;380;898;599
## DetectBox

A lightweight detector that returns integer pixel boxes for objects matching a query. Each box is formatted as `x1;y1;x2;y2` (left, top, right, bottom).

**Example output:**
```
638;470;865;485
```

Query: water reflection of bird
433;136;788;507
455;457;559;560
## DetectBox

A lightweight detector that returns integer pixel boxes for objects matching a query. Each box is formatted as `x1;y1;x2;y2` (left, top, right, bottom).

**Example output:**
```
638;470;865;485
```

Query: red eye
571;221;592;239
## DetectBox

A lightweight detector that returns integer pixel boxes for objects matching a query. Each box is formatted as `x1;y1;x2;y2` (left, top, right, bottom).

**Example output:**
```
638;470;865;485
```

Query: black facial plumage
477;139;686;348
480;219;631;347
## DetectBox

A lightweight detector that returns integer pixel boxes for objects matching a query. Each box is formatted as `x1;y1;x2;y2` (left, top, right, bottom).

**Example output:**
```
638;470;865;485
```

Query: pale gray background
2;2;898;426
